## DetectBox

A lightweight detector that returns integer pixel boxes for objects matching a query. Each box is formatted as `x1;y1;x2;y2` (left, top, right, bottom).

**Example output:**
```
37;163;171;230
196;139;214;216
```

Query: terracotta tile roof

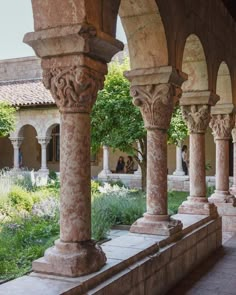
0;79;55;107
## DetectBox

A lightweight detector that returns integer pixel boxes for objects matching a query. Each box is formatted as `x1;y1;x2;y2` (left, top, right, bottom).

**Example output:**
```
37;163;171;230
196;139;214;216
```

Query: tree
167;105;188;147
0;102;16;137
91;60;147;190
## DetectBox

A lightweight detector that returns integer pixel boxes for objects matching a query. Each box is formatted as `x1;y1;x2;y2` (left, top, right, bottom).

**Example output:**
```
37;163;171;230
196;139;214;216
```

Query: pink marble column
178;92;219;217
230;128;236;195
209;114;234;203
125;67;186;236
31;56;110;277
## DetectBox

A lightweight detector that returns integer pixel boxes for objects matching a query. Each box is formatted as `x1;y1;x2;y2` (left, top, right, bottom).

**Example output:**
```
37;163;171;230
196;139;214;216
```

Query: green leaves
167;105;188;146
91;59;146;154
0;102;16;137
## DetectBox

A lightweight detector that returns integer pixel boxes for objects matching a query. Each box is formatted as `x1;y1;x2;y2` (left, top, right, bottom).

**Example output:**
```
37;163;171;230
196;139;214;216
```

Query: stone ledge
0;214;222;295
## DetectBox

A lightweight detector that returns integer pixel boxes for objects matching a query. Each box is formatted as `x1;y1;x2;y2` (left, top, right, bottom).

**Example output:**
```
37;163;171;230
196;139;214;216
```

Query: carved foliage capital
210;114;234;140
181;105;211;134
130;84;176;130
10;137;24;149
43;66;105;113
37;137;51;147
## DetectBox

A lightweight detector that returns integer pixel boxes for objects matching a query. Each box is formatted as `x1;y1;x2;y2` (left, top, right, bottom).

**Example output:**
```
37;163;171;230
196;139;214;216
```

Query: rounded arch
181;34;208;92
119;0;168;69
216;61;233;104
45;118;61;138
15;122;39;138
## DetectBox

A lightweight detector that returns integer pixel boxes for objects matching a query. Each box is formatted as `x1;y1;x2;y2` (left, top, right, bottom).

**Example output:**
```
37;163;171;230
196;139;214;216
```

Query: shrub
8;186;33;212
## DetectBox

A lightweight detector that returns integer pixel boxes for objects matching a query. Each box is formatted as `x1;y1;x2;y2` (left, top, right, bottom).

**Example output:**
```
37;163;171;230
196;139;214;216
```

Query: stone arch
45;118;61;138
119;0;169;69
12;121;39;138
215;61;233;104
181;34;209;92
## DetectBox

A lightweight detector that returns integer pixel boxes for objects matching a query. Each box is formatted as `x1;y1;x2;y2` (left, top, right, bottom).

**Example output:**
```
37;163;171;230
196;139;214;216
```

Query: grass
0;178;188;281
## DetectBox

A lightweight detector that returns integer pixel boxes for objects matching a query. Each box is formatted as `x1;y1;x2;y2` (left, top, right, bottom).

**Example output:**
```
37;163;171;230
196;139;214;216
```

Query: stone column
230;128;236;196
209;111;235;203
37;137;51;173
173;142;185;176
178;91;219;217
98;145;111;176
10;137;23;170
134;141;142;175
125;66;186;236
24;22;123;277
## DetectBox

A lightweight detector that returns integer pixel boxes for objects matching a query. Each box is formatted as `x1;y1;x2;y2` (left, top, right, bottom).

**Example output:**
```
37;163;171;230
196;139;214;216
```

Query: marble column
37;136;51;172
173;142;185;176
209;113;235;203
125;66;186;236
10;137;23;170
30;56;110;277
178;91;219;217
98;145;111;176
230;128;236;196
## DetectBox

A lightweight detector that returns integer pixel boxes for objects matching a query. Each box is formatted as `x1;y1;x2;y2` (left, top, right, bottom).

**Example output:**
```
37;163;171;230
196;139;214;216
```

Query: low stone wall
98;173;234;192
0;214;222;295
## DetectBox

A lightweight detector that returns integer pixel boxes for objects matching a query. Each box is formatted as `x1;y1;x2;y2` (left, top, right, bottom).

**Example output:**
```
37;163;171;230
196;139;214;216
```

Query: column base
98;170;111;177
32;239;106;277
38;168;49;174
178;197;218;217
209;190;236;204
130;213;183;236
230;185;236;197
173;170;185;176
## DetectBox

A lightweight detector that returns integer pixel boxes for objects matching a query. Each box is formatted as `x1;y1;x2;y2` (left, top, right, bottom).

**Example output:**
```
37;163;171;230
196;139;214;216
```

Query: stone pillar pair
209;107;235;204
98;145;111;176
178;91;219;217
37;136;51;173
10;137;23;170
173;142;185;176
126;66;186;235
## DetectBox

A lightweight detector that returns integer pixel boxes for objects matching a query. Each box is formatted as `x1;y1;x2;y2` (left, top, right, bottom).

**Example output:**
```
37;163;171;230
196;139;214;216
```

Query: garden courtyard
1;0;236;294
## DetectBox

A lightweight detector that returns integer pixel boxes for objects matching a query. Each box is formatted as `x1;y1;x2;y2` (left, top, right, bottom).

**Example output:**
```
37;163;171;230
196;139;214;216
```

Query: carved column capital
10;137;24;149
181;104;211;134
37;136;51;147
43;64;105;114
210;113;234;140
131;83;177;130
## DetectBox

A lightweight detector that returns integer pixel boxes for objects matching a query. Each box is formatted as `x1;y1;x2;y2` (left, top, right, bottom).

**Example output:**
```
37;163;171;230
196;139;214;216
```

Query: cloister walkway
168;233;236;295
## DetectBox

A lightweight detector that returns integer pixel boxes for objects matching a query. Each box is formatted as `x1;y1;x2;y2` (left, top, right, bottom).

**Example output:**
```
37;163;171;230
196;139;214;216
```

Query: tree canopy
167;105;188;146
0;102;16;137
91;60;146;155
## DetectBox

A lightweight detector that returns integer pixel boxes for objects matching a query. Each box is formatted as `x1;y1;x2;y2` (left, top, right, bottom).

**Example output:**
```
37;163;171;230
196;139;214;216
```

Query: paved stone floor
168;232;236;295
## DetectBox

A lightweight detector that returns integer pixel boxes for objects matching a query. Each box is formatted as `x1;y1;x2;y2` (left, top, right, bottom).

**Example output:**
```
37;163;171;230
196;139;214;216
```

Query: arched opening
19;124;40;170
47;124;60;172
119;0;168;69
181;34;208;91
216;62;233;104
215;62;234;176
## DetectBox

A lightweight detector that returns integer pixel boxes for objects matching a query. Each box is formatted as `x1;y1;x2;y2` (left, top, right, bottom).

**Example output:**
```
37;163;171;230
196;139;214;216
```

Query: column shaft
41;146;47;170
13;147;20;169
189;133;206;198
173;144;185;176
147;129;167;215
60;113;91;242
215;140;229;192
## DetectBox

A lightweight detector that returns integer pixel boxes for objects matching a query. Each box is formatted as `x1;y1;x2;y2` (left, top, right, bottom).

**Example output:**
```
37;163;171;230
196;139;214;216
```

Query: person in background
126;156;135;174
116;156;125;173
182;145;189;175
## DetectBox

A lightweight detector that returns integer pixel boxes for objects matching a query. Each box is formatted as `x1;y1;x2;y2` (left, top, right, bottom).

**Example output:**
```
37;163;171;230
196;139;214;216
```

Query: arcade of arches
2;0;236;294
